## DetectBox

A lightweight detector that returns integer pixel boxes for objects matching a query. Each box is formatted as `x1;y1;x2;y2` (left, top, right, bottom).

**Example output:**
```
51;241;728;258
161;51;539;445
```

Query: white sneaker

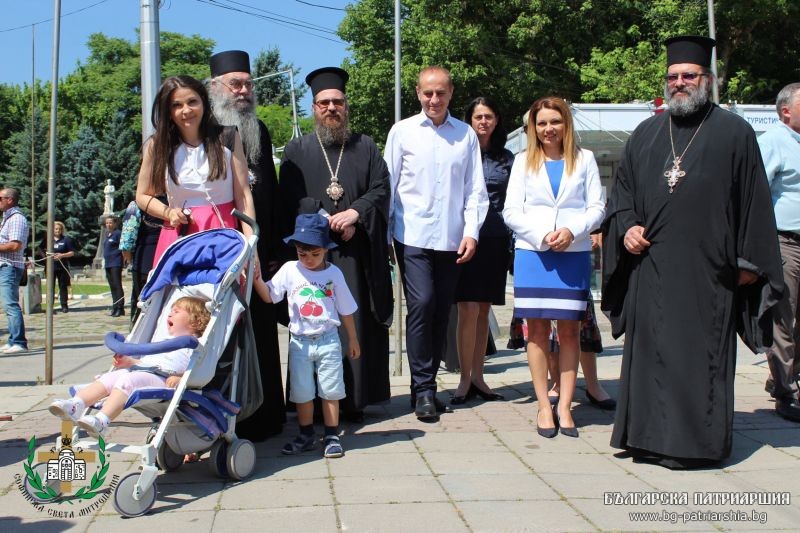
3;344;27;354
77;415;106;437
0;343;12;352
49;399;81;421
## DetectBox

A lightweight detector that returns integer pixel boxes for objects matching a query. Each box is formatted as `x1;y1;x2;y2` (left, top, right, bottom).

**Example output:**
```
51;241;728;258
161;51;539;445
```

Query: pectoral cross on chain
664;159;686;194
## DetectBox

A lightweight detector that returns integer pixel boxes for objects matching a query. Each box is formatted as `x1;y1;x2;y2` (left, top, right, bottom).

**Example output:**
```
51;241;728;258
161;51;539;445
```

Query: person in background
503;96;605;438
119;200;161;325
0;187;29;354
51;221;76;314
451;97;512;404
759;82;800;423
103;216;125;318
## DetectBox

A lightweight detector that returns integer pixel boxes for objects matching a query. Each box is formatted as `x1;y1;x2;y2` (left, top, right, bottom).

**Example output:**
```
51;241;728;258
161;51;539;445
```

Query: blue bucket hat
283;214;337;249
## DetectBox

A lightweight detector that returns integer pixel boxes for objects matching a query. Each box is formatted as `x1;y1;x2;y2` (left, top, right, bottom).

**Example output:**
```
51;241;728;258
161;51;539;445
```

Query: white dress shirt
385;111;488;251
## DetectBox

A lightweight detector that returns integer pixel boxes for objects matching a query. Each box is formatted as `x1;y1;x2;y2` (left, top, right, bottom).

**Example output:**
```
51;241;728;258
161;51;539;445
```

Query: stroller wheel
113;472;156;517
156;442;184;472
226;439;256;480
208;440;229;478
24;463;62;503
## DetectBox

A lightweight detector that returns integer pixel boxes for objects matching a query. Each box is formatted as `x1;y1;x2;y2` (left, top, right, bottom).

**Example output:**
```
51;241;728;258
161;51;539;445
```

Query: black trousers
105;267;124;311
394;241;460;397
54;268;70;309
129;270;149;324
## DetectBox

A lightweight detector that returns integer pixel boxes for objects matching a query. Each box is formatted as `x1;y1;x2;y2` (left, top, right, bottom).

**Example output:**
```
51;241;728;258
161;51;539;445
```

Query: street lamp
252;69;302;139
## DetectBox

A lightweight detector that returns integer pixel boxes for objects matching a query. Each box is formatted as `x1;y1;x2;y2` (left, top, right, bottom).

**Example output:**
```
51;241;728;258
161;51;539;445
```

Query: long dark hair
464;96;508;156
146;75;226;196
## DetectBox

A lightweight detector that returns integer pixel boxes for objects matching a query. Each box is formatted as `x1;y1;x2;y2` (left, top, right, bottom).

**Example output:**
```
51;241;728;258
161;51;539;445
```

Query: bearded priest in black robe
279;67;393;420
209;50;287;440
601;36;783;468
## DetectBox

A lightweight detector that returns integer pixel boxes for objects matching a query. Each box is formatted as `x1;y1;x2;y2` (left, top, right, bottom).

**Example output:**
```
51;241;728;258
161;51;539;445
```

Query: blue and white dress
513;160;591;320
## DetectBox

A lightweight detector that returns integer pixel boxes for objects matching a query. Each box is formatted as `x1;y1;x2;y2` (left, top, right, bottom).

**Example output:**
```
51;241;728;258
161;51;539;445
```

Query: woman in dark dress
52;221;76;313
103;216;125;317
451;97;513;404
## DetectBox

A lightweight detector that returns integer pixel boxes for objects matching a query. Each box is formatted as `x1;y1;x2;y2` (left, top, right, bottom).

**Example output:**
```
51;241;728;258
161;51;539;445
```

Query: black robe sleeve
733;130;784;352
601;138;644;339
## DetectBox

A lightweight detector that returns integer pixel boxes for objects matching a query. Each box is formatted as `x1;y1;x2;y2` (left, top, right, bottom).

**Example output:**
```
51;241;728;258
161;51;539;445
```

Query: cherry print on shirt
298;286;329;318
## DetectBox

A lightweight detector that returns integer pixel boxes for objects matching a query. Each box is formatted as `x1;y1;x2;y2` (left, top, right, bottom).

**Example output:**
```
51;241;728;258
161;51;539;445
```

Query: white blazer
503;148;605;252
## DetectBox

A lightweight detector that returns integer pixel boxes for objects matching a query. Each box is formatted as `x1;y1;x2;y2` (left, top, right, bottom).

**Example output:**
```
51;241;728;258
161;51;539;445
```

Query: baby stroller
61;211;262;517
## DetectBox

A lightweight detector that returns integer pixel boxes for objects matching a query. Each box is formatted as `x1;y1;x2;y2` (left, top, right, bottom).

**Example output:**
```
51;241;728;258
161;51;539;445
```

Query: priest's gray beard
316;117;350;147
209;87;262;165
665;76;711;117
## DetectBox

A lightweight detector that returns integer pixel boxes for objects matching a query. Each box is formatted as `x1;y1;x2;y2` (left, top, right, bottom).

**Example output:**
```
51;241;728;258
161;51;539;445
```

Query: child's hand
113;354;135;368
347;339;361;360
165;375;182;388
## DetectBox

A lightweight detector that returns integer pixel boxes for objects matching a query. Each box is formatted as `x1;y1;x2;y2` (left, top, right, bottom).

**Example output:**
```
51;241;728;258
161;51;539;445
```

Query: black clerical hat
210;50;251;77
665;36;715;67
306;67;349;97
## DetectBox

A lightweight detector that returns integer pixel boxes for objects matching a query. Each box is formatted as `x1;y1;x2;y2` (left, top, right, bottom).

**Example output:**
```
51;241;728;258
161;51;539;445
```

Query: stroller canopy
140;229;245;302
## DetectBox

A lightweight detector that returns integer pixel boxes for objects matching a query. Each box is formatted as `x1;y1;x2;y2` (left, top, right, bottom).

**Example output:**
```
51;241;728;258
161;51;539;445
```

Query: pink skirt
152;201;237;267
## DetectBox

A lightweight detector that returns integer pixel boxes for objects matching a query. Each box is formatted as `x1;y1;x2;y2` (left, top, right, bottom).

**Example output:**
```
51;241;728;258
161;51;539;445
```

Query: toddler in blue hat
253;213;359;458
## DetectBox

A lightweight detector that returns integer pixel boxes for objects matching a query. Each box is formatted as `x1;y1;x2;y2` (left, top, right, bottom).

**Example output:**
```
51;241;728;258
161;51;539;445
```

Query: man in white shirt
384;66;488;419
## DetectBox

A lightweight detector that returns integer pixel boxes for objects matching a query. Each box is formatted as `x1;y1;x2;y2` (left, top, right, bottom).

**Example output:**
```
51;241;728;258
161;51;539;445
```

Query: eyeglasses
664;72;705;84
315;98;346;109
218;78;254;92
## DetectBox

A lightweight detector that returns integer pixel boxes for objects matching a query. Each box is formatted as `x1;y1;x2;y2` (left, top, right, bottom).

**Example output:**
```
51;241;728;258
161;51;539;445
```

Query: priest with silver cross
278;67;393;422
601;35;784;469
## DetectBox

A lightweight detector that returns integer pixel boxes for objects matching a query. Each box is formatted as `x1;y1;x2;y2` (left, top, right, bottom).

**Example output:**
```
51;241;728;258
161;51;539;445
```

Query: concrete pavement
0;288;799;532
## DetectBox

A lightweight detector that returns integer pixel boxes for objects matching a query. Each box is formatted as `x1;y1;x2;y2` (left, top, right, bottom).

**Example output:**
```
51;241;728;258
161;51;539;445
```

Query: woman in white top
135;75;255;265
503;96;605;439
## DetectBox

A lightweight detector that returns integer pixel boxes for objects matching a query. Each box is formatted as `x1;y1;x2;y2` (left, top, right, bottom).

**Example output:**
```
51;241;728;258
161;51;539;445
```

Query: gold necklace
316;133;346;207
665;105;712;194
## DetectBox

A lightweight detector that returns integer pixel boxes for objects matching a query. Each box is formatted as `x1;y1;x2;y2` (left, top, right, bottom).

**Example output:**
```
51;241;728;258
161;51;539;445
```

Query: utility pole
30;25;36;261
392;0;403;376
707;0;720;104
140;0;161;142
44;0;62;385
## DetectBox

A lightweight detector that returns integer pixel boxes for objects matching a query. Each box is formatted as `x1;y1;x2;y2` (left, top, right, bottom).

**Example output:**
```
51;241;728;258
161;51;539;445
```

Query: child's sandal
281;434;316;455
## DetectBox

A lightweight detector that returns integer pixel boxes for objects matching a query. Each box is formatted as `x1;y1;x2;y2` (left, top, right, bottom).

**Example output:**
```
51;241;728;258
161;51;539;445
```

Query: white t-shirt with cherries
267;261;358;336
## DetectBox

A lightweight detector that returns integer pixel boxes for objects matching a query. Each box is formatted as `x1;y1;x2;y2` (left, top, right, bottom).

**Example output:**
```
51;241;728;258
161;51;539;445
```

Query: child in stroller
48;296;211;436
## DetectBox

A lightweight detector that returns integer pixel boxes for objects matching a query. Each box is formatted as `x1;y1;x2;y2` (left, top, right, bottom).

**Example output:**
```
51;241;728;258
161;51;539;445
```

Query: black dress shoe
450;395;467;405
414;395;437;420
775;397;800;422
586;391;617;411
469;383;504;401
537;406;557;438
555;408;579;438
108;309;117;316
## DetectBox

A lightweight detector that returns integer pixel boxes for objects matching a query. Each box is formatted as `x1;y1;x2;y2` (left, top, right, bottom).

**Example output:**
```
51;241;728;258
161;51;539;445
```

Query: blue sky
0;0;352;110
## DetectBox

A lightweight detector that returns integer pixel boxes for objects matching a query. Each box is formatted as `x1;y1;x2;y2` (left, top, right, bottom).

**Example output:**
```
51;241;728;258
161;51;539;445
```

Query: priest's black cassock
602;102;783;464
279;132;393;412
235;120;287;440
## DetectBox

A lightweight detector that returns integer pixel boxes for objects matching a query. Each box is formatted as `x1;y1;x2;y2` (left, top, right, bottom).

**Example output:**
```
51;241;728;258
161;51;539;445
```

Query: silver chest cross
664;160;686;194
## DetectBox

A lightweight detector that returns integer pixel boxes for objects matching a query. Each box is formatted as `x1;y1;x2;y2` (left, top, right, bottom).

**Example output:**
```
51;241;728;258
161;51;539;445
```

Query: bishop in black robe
602;100;783;466
279;131;394;414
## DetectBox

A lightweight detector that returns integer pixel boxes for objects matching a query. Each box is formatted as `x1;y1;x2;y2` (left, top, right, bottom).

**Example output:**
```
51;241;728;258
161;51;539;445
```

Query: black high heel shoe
554;409;579;438
469;383;505;401
537;406;557;438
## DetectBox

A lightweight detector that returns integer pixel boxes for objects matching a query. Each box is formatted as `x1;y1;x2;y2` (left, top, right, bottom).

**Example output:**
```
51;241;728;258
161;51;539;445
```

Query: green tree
97;111;141;209
59;124;107;260
340;0;800;144
252;47;308;111
256;104;314;149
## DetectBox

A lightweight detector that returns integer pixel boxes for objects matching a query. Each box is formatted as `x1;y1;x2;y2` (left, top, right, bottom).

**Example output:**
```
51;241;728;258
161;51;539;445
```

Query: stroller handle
232;209;260;239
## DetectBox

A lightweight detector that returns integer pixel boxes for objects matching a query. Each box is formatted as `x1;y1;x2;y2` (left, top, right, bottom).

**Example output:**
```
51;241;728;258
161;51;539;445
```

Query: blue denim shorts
288;330;345;403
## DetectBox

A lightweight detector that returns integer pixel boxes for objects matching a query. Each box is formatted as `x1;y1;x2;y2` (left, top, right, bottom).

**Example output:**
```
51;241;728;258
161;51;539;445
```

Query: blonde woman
503;96;605;438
